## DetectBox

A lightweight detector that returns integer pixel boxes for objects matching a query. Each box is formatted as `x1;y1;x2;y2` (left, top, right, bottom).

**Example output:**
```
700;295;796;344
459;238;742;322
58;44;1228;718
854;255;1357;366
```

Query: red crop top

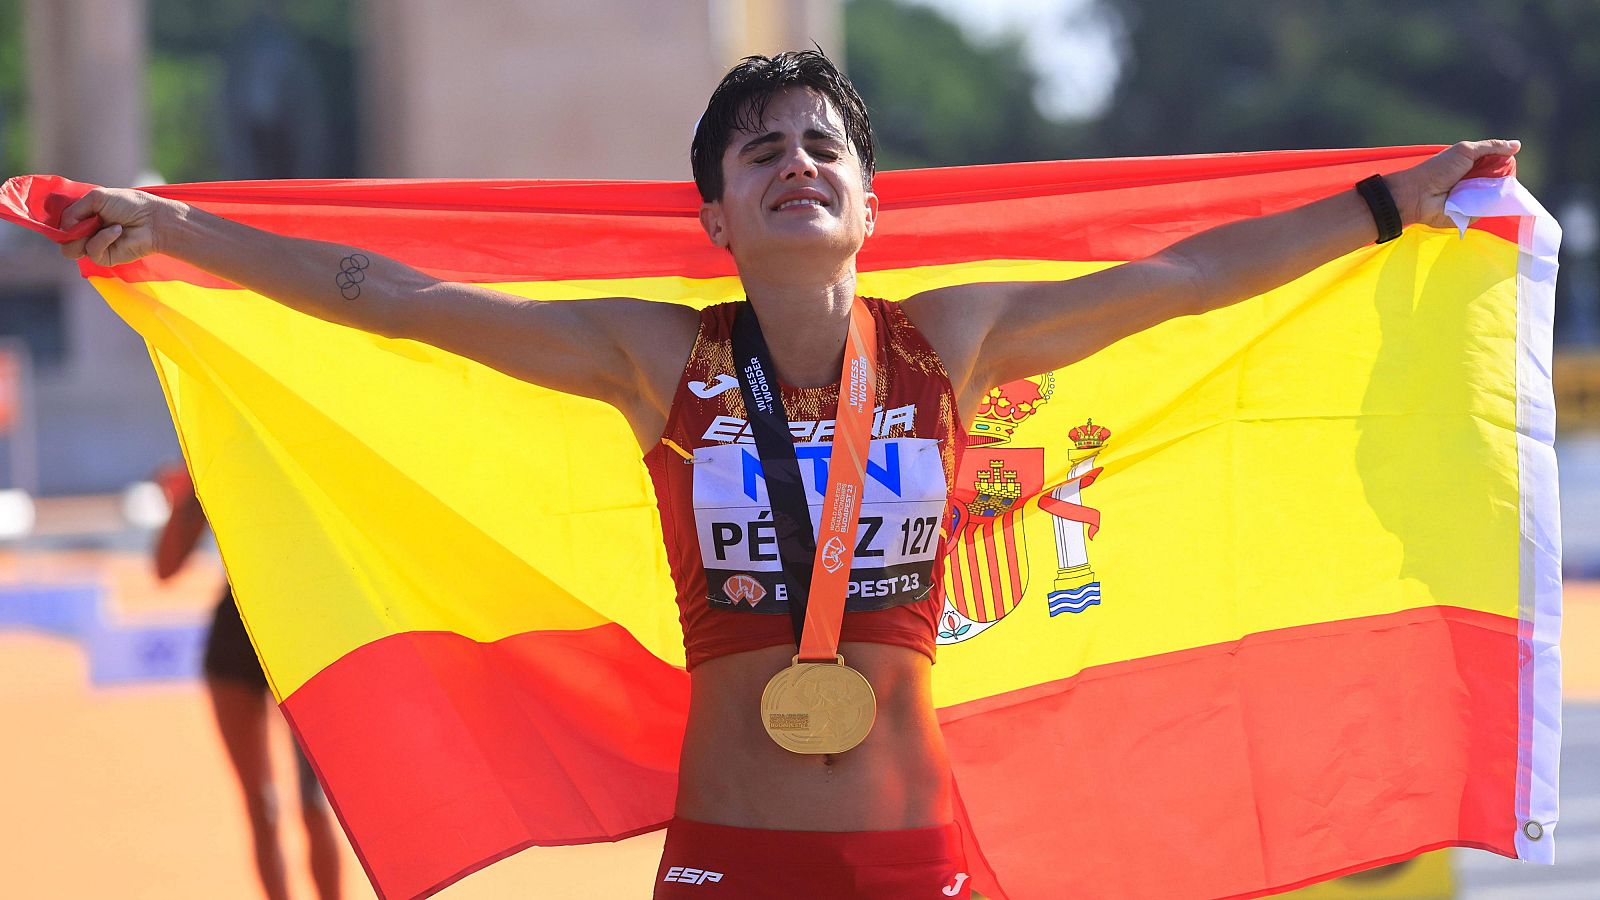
644;297;962;670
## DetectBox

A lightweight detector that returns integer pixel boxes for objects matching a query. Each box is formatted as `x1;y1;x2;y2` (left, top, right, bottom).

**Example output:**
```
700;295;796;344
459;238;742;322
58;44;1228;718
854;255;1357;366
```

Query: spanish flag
0;146;1562;899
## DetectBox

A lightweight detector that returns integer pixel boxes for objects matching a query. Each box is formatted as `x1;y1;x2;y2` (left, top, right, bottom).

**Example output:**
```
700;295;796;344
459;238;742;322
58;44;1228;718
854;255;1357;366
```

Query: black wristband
1356;175;1403;244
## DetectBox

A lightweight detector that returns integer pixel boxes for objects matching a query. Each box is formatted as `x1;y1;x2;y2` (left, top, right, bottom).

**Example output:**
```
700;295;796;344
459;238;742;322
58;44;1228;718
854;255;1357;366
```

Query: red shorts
653;817;972;899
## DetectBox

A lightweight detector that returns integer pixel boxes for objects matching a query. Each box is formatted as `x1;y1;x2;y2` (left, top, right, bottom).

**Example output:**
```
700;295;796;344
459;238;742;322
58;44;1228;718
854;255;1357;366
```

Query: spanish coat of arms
937;373;1110;645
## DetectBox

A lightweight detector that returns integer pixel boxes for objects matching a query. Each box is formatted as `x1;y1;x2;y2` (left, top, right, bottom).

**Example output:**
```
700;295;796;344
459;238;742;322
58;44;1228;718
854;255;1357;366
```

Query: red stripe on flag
941;605;1518;900
982;521;1005;620
1002;516;1023;614
944;539;963;619
1;147;1518;286
280;624;688;900
964;528;987;622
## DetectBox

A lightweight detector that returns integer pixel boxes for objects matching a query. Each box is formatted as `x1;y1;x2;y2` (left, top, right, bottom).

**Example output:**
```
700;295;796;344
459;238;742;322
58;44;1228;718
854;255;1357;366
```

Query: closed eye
751;148;840;167
738;128;848;165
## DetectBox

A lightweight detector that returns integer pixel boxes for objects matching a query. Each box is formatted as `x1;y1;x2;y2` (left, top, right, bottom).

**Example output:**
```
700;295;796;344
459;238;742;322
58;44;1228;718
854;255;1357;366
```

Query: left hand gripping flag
0;146;1561;899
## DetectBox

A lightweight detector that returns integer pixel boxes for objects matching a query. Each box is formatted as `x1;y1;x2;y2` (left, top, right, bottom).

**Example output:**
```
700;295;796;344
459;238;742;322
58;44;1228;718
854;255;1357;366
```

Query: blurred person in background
154;463;342;900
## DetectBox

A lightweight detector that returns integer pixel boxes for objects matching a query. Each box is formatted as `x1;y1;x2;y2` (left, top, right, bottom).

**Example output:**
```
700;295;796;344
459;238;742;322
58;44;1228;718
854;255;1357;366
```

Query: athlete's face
699;87;878;267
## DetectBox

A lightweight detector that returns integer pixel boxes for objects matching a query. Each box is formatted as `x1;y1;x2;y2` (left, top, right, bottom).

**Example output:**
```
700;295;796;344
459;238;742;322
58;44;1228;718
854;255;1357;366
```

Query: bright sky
903;0;1121;120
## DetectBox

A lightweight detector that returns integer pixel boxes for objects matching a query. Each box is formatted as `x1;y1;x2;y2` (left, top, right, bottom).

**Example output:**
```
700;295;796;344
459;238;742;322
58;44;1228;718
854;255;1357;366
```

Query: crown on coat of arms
970;373;1055;446
969;460;1024;516
1069;418;1111;450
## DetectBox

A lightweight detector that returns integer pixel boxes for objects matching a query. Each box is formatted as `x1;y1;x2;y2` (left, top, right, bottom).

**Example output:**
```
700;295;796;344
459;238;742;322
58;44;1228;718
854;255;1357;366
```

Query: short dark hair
691;50;876;202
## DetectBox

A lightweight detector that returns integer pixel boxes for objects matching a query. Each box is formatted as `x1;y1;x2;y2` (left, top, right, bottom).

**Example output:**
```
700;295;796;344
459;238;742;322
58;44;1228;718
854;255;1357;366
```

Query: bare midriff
676;640;954;831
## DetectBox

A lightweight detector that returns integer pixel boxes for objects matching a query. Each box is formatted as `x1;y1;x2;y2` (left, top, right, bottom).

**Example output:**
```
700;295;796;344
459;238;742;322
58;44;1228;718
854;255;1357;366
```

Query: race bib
693;437;947;612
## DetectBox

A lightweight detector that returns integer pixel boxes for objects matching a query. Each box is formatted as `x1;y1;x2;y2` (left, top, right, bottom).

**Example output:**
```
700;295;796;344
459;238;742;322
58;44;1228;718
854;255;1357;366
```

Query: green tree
844;0;1081;170
0;0;26;179
1083;0;1600;341
0;1;356;183
1084;0;1600;199
148;0;357;182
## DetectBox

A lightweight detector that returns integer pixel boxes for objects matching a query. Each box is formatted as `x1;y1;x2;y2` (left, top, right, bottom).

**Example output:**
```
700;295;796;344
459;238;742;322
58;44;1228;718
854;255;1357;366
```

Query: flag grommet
1523;821;1544;840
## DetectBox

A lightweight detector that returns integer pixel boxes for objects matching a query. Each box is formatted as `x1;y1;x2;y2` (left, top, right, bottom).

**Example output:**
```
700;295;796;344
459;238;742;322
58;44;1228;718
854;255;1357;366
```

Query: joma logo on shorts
663;866;724;885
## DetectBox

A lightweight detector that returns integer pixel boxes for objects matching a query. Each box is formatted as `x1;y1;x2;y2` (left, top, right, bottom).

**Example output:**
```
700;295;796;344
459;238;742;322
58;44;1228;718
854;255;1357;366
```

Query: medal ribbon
732;298;878;662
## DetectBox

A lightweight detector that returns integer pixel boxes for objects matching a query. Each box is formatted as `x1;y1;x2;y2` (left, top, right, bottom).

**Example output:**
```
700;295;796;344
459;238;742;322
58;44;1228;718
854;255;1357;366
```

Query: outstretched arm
905;140;1520;412
58;190;697;446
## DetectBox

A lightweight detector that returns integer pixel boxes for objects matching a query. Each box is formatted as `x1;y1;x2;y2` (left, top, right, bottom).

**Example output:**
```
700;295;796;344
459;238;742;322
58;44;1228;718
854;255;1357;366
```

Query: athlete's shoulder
577;299;701;448
693;299;743;337
895;285;1011;407
574;296;697;356
898;283;1009;334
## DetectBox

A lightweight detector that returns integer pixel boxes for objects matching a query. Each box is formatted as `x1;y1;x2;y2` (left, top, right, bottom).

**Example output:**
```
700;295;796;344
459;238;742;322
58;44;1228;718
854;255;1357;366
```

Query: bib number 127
899;515;938;556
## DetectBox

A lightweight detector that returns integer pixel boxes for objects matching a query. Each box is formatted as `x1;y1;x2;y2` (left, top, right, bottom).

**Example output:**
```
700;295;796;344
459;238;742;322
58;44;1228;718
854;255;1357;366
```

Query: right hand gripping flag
0;146;1562;899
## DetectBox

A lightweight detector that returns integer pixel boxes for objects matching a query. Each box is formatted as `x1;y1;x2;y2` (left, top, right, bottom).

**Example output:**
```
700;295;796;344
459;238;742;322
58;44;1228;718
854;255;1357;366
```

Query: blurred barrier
0;582;208;684
0;583;100;636
1557;352;1600;430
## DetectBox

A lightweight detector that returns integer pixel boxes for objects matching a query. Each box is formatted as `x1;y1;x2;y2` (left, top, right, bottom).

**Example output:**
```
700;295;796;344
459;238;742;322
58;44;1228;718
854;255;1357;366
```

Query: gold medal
760;656;877;754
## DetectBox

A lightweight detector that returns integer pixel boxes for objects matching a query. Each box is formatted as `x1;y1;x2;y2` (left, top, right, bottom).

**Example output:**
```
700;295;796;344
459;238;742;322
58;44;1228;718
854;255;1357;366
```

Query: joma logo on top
701;403;917;444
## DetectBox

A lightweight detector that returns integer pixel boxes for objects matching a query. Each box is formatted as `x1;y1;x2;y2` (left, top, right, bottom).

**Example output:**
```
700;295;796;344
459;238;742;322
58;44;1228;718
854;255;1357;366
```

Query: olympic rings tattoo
335;254;370;300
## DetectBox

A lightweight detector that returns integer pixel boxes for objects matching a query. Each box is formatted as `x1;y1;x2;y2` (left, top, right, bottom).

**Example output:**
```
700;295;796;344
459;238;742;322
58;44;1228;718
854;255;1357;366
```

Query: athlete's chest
677;380;953;613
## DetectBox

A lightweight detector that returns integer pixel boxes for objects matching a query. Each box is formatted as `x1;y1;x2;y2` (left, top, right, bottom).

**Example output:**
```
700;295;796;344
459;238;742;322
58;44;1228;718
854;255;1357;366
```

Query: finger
59;189;104;230
58;237;87;260
84;225;123;265
1458;139;1521;159
106;235;147;267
